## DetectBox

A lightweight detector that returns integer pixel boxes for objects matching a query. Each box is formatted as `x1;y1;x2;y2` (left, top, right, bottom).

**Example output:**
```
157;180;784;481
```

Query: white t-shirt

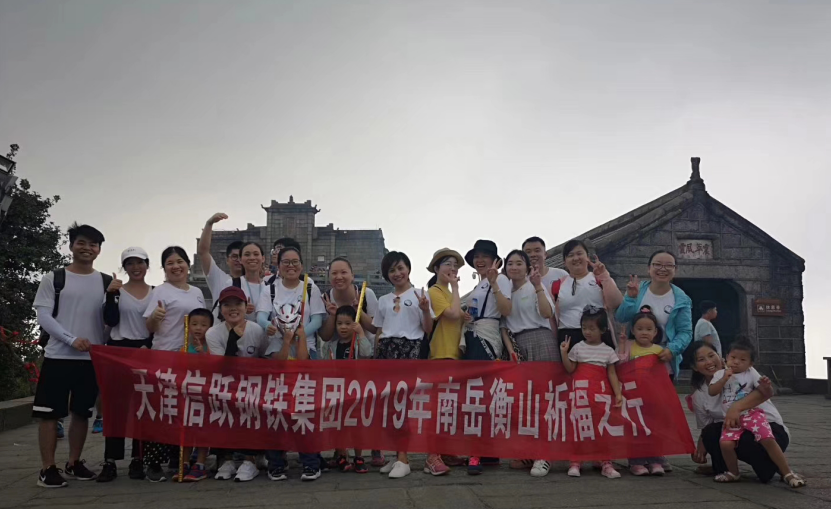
568;341;619;367
691;388;724;430
502;281;556;333
206;258;267;321
373;287;436;341
326;286;379;344
555;274;605;329
143;283;207;351
710;367;788;434
206;321;267;358
639;288;676;342
34;270;106;360
541;267;569;293
467;274;512;320
256;278;325;352
110;289;151;341
695;318;722;356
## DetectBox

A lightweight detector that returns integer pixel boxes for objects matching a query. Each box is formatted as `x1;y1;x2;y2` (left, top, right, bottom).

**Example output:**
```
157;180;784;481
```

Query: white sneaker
388;461;411;478
567;462;581;477
380;461;395;474
215;461;237;480
530;460;551;477
234;460;259;482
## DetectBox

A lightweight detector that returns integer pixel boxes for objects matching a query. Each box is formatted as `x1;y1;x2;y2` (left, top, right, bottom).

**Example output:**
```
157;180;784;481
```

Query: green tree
0;145;68;400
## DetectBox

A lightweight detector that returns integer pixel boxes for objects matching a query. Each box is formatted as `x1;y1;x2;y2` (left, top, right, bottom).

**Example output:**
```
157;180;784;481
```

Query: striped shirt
568;341;618;367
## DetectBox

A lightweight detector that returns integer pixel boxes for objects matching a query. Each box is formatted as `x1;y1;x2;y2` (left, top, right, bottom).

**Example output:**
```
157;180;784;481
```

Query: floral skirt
377;337;421;360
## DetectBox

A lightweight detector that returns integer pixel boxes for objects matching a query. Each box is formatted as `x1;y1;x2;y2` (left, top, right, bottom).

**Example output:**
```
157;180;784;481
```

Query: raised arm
560;337;576;373
708;368;732;396
530;267;554;319
198;213;227;276
590;257;623;310
319;294;338;341
441;279;463;321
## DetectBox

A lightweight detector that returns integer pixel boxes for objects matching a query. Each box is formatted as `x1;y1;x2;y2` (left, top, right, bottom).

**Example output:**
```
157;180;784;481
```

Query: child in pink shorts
708;341;804;487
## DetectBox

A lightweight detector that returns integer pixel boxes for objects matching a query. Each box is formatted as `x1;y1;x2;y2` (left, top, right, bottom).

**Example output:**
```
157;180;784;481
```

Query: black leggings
701;421;789;483
104;338;148;461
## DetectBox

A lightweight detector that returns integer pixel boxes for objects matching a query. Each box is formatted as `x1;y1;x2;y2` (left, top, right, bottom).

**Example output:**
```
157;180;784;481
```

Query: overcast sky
1;0;828;377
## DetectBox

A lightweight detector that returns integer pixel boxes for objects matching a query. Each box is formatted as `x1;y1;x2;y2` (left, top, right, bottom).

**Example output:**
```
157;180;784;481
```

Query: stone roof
545;158;805;271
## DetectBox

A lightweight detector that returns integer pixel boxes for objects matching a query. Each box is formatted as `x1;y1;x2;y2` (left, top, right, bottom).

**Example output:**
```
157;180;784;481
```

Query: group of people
30;215;805;489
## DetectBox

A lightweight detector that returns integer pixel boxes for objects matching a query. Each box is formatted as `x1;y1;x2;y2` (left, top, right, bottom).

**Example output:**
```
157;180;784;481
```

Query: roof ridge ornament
688;156;705;191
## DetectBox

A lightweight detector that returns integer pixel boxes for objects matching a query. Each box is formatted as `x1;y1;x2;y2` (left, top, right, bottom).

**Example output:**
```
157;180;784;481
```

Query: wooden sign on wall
753;298;785;317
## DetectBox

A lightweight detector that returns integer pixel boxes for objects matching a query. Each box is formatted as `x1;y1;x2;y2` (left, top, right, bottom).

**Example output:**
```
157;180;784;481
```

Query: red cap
218;286;246;304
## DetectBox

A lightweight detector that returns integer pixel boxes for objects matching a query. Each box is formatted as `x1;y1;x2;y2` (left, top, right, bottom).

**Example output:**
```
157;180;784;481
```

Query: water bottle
468;298;479;318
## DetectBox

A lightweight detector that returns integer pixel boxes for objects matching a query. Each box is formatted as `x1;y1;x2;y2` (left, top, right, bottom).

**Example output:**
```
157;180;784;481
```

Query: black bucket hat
465;239;501;268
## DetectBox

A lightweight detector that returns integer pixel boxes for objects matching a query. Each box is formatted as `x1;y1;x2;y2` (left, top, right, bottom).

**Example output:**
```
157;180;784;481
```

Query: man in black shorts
32;223;108;488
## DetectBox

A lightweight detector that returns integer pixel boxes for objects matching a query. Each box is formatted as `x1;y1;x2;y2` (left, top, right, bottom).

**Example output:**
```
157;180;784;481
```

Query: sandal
783;472;806;488
714;472;740;483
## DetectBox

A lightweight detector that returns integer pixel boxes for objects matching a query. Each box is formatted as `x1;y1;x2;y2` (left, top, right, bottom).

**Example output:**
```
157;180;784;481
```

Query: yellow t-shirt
630;342;664;359
428;285;463;360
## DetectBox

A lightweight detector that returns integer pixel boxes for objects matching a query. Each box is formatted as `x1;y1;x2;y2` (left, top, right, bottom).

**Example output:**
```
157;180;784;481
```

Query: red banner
91;346;694;460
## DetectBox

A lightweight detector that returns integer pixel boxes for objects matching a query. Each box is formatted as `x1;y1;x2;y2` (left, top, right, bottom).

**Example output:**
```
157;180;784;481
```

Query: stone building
544;158;806;387
191;196;392;307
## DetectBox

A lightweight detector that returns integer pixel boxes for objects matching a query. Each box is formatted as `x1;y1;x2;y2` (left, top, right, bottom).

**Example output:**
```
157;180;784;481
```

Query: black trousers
103;339;148;461
700;421;789;483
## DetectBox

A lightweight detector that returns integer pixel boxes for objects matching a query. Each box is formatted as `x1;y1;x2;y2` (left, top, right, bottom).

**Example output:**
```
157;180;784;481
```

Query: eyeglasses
280;259;301;267
440;261;459;269
651;263;676;270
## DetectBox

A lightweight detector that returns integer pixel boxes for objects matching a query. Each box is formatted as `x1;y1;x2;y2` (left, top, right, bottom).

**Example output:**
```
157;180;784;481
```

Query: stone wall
190;200;393;303
600;200;805;385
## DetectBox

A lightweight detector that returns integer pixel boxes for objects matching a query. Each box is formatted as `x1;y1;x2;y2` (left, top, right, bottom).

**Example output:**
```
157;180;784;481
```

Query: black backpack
38;268;113;348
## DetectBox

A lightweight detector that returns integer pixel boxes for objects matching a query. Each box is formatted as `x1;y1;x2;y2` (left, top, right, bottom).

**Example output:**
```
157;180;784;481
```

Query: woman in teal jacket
615;250;692;378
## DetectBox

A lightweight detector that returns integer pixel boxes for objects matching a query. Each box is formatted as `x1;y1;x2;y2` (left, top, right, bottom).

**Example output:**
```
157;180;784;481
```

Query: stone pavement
1;395;829;509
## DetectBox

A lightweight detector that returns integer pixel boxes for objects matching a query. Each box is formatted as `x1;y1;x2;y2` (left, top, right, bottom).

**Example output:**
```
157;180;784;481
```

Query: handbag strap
474;285;492;321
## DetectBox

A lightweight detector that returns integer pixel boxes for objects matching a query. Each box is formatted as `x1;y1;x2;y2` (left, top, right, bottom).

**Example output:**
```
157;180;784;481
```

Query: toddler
182;309;212;481
561;306;622;479
708;341;805;487
331;306;372;473
623;307;668;475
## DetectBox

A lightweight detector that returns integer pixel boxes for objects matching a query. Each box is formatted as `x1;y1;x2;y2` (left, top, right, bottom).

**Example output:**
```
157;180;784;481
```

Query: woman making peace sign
551;240;623;351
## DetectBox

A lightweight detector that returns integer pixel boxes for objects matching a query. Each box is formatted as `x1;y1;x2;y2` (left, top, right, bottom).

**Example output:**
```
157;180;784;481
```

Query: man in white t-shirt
523;237;569;289
694;300;722;356
32;223;109;488
523;237;567;329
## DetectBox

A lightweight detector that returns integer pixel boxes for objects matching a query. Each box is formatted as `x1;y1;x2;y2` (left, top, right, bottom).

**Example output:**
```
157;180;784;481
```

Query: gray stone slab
0;395;829;508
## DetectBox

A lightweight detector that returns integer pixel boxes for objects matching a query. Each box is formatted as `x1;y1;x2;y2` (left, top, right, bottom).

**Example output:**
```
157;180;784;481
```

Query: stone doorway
672;278;744;367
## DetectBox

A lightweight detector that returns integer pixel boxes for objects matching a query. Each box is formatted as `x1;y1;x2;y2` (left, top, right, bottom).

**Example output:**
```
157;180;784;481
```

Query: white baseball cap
120;246;149;264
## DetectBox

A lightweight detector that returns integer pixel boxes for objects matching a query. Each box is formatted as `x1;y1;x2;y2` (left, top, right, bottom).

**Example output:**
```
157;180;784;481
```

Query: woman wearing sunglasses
372;251;435;479
615;250;692;380
551;240;623;352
